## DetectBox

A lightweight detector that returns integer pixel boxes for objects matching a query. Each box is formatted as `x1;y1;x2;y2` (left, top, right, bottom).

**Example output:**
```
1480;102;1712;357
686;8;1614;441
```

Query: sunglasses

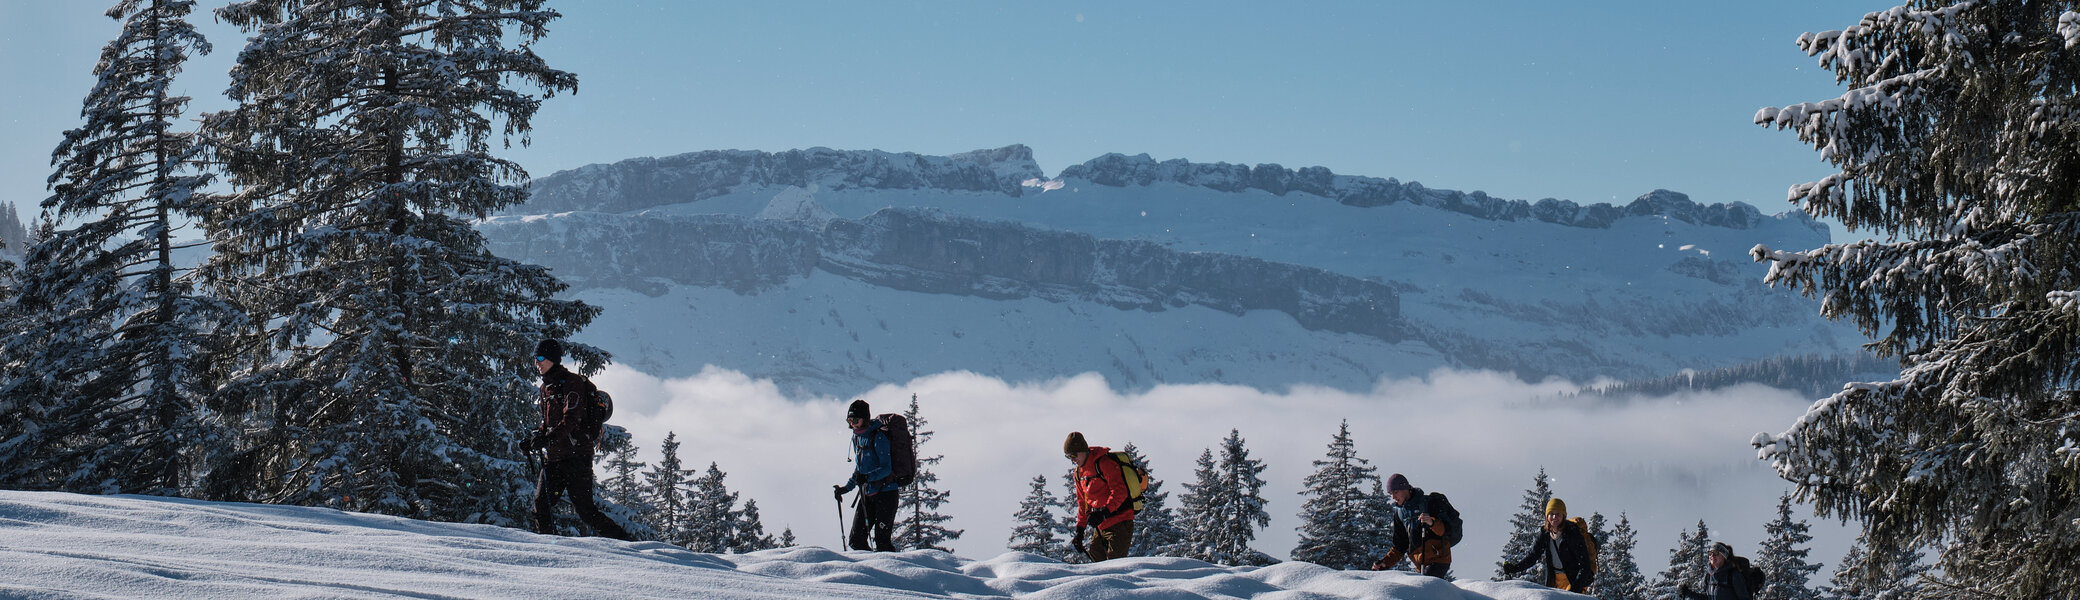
534;356;549;362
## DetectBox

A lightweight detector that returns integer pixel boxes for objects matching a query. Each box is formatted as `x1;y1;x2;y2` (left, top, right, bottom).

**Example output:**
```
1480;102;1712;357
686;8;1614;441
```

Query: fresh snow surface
1;491;1578;600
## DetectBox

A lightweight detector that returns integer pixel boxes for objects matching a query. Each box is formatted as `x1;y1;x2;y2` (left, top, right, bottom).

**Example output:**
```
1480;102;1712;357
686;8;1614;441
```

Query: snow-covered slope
483;145;1860;396
0;490;1576;599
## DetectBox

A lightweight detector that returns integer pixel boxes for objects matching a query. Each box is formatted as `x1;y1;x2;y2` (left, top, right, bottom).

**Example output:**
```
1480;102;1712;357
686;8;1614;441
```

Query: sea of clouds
591;366;1856;577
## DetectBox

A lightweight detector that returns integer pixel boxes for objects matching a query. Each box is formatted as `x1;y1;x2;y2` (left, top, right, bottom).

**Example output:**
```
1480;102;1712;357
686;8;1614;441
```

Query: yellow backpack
1571;516;1598;575
1106;452;1147;511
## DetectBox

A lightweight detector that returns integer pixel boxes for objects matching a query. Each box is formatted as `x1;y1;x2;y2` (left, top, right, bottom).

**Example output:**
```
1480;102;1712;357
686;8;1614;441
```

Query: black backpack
874;413;917;487
1426;492;1465;547
581;382;613;448
1729;556;1766;592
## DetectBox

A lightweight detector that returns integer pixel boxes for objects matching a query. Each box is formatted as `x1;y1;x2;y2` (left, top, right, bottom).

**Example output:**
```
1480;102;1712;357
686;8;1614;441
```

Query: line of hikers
523;338;1763;598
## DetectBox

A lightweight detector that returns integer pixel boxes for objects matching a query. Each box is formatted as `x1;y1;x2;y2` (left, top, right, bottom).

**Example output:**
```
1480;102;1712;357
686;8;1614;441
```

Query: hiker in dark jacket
1679;542;1757;600
525;339;631;541
833;399;899;552
1065;431;1137;562
1370;473;1459;577
1502;498;1595;593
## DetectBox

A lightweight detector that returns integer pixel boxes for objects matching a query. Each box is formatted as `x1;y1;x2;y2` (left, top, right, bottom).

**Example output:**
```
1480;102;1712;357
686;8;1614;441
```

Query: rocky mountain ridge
522;145;1814;234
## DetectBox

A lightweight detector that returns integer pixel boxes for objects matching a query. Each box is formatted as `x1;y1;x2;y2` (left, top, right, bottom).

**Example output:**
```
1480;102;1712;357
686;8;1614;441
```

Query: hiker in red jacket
524;339;630;541
1065;431;1137;562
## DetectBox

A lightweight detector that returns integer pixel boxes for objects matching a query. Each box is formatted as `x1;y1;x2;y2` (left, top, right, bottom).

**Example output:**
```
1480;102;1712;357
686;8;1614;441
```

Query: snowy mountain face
482;145;1858;396
0;490;1574;600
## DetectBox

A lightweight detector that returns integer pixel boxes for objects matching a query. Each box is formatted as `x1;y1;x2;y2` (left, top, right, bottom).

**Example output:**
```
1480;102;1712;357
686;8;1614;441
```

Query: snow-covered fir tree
1495;468;1553;582
1169;449;1220;562
1822;530;1928;600
894;394;960;551
195;0;589;523
1175;429;1273;566
643;433;694;543
0;0;234;497
1756;493;1822;600
681;462;740;553
731;498;776;553
1591;513;1649;600
1749;2;2080;596
1649;520;1711;600
1291;420;1387;570
1008;474;1067;555
778;527;797;548
0;201;26;259
599;432;648;513
1120;443;1182;559
1587;512;1610;554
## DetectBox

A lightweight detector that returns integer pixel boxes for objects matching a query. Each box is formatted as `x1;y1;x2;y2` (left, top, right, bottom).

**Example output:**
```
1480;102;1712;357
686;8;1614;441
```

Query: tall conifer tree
1650;520;1712;600
731;498;776;553
643;432;693;543
894;393;960;551
1121;443;1182;558
1591;513;1650;600
199;0;589;523
1008;474;1067;555
1757;493;1823;600
1177;429;1272;566
1750;3;2080;594
680;462;740;552
1495;468;1553;581
0;0;233;496
1822;529;1927;600
1291;420;1386;569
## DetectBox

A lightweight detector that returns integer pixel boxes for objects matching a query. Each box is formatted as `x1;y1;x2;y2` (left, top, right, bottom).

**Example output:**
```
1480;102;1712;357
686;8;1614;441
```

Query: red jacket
536;364;597;462
1074;446;1137;530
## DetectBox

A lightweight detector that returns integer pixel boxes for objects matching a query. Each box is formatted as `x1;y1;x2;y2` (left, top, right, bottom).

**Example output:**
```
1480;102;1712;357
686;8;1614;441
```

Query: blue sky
3;1;1890;239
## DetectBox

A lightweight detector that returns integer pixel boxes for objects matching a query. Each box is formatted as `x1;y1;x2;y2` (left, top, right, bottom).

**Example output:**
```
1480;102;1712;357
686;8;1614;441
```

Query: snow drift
0;491;1580;599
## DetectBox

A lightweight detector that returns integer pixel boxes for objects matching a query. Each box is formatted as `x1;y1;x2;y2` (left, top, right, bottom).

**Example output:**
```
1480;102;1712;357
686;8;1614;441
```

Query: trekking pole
836;492;846;549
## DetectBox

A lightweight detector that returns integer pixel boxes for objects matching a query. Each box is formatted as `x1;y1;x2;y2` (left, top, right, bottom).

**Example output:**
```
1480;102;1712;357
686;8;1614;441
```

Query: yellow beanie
1064;431;1089;456
1545;498;1567;516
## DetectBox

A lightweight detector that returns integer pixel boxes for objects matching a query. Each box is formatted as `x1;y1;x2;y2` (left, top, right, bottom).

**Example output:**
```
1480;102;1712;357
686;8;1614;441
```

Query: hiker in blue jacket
833;399;899;551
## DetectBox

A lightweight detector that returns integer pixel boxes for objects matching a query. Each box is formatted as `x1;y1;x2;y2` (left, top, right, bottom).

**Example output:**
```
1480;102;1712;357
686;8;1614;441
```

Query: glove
521;432;544;452
852;471;869;485
1071;531;1087;555
1087;508;1112;524
833;485;847;501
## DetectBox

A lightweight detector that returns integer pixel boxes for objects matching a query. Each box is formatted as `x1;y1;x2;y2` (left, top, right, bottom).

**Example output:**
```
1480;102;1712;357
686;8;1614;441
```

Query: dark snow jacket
535;363;599;463
1504;519;1595;591
1679;561;1757;600
839;419;898;496
1376;488;1459;569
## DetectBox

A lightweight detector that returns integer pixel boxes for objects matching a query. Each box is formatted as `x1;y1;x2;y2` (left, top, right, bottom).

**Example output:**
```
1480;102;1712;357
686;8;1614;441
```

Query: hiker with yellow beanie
1502;497;1597;593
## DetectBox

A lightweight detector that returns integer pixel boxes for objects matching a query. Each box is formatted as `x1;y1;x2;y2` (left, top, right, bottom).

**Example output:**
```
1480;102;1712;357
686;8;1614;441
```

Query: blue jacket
839;419;898;496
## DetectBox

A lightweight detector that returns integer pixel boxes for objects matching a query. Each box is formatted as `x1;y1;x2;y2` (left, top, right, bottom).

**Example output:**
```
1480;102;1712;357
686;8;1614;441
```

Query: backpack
1729;556;1766;592
1104;452;1148;511
581;384;614;448
874;413;918;487
1427;492;1465;547
1570;516;1598;576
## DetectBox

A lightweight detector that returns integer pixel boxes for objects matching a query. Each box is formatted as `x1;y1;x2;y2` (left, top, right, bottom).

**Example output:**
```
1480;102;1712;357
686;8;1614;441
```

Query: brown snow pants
1085;520;1135;562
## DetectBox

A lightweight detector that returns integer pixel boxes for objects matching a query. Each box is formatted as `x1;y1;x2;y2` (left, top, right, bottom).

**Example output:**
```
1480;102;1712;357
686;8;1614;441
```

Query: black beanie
847;399;870;420
534;339;564;363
